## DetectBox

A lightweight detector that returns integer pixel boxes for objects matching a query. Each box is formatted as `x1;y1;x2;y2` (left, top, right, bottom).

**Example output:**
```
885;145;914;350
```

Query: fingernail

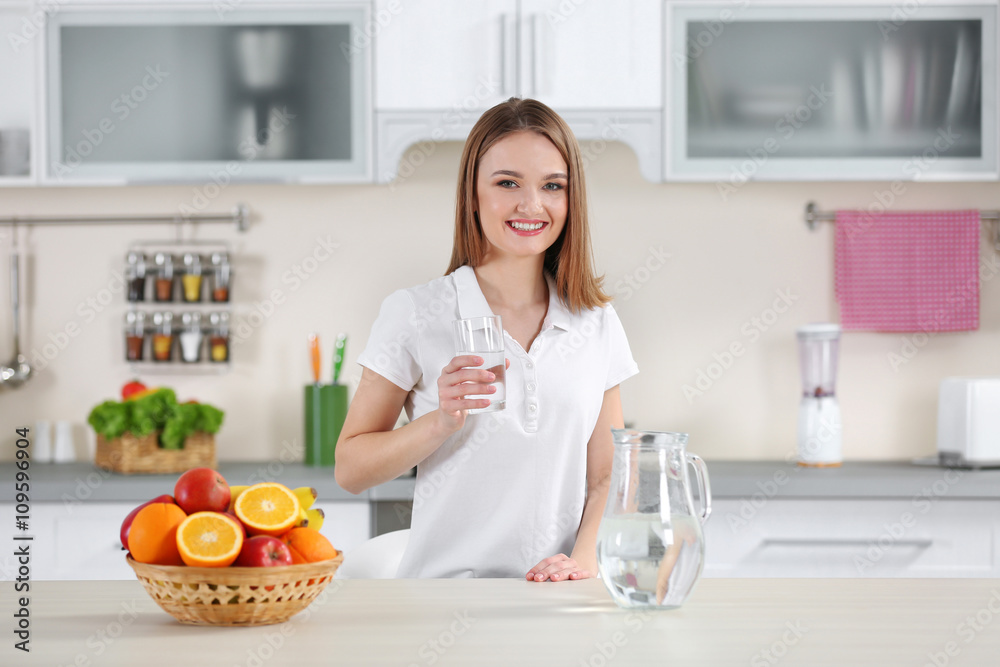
488;372;495;380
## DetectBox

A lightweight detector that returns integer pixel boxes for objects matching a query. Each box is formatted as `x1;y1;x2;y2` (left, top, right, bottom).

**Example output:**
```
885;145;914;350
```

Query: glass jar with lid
181;253;203;303
152;253;175;302
125;251;147;302
178;312;204;363
151;312;174;362
209;251;231;303
208;312;229;363
124;311;146;361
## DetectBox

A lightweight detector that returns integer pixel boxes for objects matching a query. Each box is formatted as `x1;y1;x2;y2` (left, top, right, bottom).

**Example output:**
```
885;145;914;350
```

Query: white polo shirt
357;265;638;578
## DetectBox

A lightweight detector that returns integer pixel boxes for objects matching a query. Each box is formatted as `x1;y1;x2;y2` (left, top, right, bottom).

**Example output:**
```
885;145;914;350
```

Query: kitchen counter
4;460;1000;502
7;577;1000;665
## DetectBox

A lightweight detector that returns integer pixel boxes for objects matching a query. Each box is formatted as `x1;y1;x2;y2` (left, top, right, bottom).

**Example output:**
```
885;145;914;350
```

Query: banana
293;487;318;510
295;505;309;528
305;508;325;532
228;485;250;512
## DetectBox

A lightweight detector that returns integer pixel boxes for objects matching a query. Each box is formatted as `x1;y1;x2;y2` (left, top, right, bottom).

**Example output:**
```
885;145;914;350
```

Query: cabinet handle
498;14;508;97
760;538;933;549
531;13;542;97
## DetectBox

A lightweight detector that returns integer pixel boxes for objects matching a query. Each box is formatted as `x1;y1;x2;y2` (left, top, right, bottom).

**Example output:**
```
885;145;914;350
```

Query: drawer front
703;499;998;578
47;502;135;581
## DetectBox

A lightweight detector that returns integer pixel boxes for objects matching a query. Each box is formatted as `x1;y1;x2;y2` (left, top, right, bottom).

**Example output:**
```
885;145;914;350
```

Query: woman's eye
544;182;565;191
498;179;517;188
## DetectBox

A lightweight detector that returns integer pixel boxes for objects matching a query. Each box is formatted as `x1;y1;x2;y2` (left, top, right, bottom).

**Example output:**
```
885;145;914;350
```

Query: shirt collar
452;265;574;332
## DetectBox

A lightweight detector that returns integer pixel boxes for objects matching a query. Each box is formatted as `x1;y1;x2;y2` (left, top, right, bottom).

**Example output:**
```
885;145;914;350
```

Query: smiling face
475;131;568;261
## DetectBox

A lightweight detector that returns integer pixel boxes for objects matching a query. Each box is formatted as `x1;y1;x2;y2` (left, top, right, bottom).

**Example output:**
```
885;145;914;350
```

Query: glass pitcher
597;430;711;609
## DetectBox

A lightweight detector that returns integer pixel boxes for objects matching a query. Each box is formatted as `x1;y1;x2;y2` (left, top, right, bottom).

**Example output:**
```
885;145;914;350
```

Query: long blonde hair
446;97;610;312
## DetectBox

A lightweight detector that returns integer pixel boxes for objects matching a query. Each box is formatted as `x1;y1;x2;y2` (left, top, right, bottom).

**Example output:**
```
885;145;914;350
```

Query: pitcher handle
686;453;712;523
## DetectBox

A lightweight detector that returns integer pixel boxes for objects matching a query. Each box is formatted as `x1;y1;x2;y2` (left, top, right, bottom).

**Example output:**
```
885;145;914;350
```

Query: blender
796;324;842;466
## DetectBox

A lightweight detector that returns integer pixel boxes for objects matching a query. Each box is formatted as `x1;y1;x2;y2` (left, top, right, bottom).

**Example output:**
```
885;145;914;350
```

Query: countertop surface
6;577;1000;666
3;460;1000;503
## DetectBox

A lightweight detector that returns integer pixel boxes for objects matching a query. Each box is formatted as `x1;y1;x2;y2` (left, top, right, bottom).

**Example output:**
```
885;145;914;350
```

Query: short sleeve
356;289;422;391
604;304;639;391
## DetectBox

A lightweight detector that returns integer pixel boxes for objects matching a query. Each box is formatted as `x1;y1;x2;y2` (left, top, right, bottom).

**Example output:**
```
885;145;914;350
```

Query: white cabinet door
519;0;661;109
30;502;134;581
0;6;39;185
314;501;370;556
703;499;998;578
374;0;516;110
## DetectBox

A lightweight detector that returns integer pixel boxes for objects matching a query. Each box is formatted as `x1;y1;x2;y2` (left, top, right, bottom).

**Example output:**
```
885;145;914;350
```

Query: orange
280;527;339;563
128;503;187;565
176;512;244;567
233;483;301;537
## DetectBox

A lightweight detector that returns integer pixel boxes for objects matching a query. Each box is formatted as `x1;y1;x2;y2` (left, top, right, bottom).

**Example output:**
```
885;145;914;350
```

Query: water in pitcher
460;350;506;413
597;513;705;609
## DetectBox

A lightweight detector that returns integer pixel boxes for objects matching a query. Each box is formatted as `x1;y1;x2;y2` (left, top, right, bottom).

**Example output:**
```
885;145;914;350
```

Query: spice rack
124;240;233;375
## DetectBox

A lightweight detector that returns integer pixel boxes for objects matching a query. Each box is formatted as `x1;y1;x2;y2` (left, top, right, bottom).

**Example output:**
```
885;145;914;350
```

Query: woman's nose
516;190;543;215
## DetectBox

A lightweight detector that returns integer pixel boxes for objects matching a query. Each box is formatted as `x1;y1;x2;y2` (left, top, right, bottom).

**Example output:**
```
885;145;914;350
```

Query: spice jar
153;253;175;302
179;312;204;363
151;312;174;362
210;252;231;303
208;312;229;363
125;251;147;302
124;311;146;361
181;253;203;303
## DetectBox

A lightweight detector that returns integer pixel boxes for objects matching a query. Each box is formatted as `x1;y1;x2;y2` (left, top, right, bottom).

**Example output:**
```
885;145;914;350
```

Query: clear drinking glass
453;315;506;414
597;430;711;610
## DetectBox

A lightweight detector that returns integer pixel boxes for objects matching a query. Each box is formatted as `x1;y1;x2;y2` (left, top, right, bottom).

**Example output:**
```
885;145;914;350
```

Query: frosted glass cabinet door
520;0;661;109
45;7;370;184
665;4;997;181
374;0;516;110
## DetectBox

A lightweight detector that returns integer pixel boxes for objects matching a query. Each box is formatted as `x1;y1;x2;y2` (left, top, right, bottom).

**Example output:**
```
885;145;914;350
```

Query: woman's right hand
435;355;498;435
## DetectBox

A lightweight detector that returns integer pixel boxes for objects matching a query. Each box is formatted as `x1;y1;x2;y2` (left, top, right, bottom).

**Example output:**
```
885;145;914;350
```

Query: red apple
174;468;231;514
223;510;248;537
234;536;294;567
120;494;175;549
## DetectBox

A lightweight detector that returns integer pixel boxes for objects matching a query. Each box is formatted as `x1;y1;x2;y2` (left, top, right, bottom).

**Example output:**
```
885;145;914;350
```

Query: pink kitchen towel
834;210;980;332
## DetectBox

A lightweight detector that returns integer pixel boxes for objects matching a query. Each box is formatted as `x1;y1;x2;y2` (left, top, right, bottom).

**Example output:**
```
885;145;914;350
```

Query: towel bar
805;201;1000;249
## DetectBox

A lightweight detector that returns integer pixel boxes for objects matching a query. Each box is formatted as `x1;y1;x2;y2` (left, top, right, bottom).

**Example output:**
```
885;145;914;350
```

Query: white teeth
510;221;545;231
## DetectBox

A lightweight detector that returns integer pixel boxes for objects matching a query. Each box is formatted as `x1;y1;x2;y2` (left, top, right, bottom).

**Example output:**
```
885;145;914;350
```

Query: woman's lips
505;220;548;236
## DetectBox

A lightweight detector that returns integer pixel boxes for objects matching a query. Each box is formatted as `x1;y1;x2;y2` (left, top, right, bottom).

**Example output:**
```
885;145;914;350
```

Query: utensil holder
304;383;347;467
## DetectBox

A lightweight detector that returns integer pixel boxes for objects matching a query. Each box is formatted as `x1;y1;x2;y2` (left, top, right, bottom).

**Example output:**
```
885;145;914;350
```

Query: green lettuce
87;388;224;449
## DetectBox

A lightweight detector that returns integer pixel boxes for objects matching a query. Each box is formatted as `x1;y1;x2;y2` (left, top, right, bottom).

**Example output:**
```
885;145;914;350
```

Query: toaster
937;377;1000;468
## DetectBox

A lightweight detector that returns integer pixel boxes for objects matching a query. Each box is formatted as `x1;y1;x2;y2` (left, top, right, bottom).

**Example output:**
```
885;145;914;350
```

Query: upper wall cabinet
43;4;371;185
665;2;998;182
375;0;663;183
0;5;40;187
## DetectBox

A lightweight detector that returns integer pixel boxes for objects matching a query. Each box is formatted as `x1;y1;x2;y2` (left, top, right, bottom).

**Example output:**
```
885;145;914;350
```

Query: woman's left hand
526;554;595;582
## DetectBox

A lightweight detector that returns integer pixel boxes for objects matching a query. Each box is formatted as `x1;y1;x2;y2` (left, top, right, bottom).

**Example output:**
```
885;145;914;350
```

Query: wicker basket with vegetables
89;382;225;474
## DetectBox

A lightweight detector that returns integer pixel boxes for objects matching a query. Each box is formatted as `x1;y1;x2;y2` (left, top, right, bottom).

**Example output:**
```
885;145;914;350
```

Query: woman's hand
435;356;509;435
526;554;595;582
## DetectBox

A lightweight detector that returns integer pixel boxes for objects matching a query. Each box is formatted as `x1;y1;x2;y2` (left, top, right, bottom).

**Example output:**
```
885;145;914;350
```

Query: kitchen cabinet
0;4;40;186
42;4;371;185
375;0;660;110
703;498;1000;578
374;0;663;182
665;2;998;181
0;500;370;581
373;0;514;111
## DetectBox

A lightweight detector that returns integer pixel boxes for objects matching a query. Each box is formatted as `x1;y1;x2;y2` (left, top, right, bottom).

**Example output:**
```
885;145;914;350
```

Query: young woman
335;98;638;581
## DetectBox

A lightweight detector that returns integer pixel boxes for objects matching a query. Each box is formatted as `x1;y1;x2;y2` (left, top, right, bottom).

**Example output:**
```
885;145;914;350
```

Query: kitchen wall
1;140;998;462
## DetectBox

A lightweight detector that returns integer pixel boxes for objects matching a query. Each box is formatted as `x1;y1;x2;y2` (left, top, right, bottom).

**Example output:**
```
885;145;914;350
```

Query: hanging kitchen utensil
1;233;33;388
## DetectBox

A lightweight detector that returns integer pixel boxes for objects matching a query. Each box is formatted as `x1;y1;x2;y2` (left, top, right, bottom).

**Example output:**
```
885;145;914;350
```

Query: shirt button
527;383;535;391
525;362;534;369
528;404;537;412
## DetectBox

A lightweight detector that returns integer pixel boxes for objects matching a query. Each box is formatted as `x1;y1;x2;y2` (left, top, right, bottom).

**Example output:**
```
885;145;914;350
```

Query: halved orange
176;511;244;567
233;483;301;537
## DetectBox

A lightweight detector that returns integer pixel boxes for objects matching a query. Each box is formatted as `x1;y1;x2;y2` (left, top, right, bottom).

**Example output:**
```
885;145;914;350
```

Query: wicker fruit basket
127;554;343;626
96;432;216;474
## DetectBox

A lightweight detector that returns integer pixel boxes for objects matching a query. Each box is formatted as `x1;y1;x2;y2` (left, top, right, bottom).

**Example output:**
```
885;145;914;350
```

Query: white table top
6;577;1000;666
